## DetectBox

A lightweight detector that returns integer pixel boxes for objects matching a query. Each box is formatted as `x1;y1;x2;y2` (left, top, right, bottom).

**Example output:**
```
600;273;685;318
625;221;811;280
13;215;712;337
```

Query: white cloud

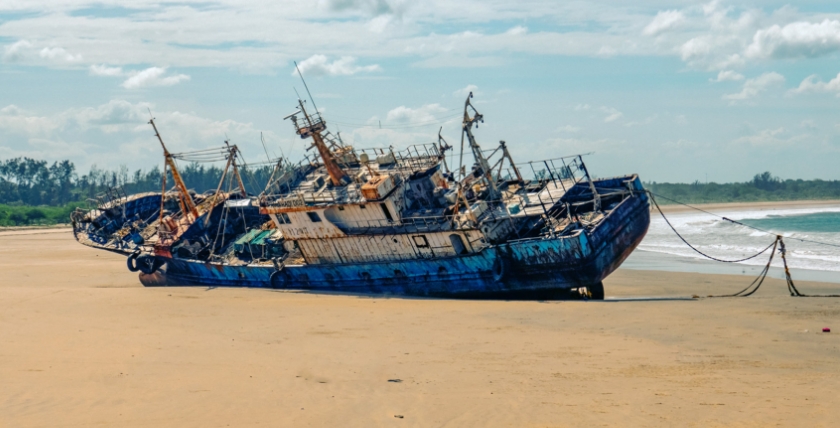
541;136;628;156
0;105;26;115
506;26;528;36
789;73;840;96
556;125;580;133
321;0;406;17
680;37;712;62
600;106;623;123
89;64;124;77
0;104;61;137
574;104;590;111
39;46;82;62
723;72;785;101
295;55;380;77
680;36;746;70
734;127;784;145
0;99;285;171
2;39;32;62
624;114;658;127
384;103;447;125
73;100;151;131
596;45;617;57
732;127;807;146
90;64;191;90
3;40;82;64
643;10;685;36
0;1;834;75
453;84;478;98
746;20;840;59
121;67;190;89
412;55;505;68
800;119;817;130
711;70;744;82
662;138;706;151
703;0;724;17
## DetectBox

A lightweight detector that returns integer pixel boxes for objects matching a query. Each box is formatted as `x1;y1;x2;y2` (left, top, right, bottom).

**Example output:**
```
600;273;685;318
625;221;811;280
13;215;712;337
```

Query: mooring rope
648;193;777;263
649;192;840;249
647;191;840;298
706;238;778;298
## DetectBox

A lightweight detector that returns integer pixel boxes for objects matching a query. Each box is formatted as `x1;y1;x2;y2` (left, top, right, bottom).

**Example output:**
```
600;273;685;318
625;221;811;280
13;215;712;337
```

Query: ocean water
630;205;840;280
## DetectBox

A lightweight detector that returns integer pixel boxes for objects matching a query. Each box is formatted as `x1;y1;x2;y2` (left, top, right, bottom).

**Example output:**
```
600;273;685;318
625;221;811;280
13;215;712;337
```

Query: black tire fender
127;252;140;272
137;254;160;275
269;268;286;289
492;256;509;283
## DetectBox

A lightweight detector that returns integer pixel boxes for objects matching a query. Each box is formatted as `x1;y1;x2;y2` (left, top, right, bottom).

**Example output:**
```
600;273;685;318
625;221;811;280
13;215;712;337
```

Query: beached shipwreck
73;93;650;299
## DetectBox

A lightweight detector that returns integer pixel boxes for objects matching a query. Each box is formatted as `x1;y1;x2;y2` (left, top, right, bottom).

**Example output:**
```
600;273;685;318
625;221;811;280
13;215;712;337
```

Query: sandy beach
656;199;840;213
2;229;840;427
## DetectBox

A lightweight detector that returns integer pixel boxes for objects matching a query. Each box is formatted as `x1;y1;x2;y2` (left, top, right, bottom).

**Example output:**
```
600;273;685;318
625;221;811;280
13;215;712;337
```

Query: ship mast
225;141;248;197
287;63;350;186
286;99;349;186
149;118;199;220
461;92;501;201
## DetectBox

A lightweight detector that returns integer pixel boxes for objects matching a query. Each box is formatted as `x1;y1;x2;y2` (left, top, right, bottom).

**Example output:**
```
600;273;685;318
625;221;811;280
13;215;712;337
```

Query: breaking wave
639;206;840;273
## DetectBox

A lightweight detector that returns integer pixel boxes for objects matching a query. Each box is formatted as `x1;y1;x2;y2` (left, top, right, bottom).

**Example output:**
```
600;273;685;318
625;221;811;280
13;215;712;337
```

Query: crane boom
149;118;199;220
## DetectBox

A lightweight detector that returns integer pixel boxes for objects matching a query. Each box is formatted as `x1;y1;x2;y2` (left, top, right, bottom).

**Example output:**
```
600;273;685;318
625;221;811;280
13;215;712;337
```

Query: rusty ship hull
137;175;649;298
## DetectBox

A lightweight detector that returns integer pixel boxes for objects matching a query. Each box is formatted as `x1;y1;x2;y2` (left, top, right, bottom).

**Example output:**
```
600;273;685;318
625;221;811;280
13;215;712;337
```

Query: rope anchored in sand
647;192;840;298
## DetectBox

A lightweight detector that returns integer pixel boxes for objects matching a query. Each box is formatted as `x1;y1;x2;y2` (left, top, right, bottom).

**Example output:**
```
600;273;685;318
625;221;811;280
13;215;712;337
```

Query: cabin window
380;203;394;223
275;213;291;224
338;206;345;211
412;235;429;248
449;234;468;255
359;204;366;209
306;212;322;223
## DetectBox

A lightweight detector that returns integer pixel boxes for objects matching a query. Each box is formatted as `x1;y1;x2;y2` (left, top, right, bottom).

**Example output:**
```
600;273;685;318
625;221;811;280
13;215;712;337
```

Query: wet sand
2;230;839;427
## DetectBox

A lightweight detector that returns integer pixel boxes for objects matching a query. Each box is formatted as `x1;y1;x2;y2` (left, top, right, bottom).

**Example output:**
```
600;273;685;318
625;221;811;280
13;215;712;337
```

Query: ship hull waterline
137;190;650;299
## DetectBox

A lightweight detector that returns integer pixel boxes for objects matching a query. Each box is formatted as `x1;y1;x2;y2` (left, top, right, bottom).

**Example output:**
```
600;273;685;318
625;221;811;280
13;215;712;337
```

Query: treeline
0;157;274;226
2;158;840;226
647;172;840;204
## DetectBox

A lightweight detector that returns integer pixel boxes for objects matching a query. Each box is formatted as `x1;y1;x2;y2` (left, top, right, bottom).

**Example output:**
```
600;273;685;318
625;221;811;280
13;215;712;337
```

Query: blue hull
140;178;650;298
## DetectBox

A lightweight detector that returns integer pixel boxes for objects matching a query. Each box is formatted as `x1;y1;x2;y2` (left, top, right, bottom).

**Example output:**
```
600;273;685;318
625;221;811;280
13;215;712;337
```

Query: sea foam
639;206;840;273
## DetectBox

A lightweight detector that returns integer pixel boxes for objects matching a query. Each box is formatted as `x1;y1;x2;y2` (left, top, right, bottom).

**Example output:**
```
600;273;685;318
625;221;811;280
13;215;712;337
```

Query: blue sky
1;0;840;182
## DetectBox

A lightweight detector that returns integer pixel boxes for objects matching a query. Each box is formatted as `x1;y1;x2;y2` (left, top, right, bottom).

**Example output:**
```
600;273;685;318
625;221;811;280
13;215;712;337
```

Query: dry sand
2;230;839;427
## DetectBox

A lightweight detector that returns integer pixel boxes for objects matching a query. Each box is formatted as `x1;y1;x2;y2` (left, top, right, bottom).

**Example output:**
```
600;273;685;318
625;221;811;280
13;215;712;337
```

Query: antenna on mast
284;64;349;186
438;126;452;174
260;132;272;163
294;61;319;114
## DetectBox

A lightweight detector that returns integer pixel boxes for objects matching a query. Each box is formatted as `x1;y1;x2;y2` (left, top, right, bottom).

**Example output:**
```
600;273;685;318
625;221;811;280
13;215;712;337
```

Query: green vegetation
647;172;840;205
0;157;273;226
3;155;839;226
0;203;77;227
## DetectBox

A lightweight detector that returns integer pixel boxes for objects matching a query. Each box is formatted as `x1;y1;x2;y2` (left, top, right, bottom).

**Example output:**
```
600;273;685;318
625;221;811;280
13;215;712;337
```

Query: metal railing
331;215;472;234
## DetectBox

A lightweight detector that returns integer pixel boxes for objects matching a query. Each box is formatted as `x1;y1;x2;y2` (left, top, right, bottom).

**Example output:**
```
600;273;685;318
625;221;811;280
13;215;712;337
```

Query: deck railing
331;215;472;234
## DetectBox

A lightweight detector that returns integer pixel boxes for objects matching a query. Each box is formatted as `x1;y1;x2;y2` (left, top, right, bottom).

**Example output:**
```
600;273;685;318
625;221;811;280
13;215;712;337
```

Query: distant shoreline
656;199;840;213
0;226;72;237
